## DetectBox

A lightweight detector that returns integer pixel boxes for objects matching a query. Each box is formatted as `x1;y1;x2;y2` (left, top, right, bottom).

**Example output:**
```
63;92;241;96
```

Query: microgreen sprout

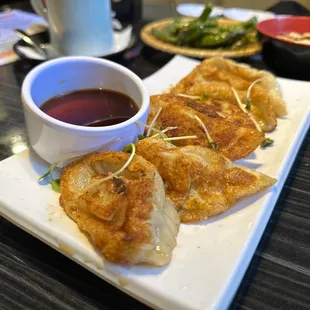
123;144;133;153
261;138;274;147
137;134;146;140
164;135;197;141
136;123;196;144
245;99;251;110
231;87;247;113
231;87;262;132
216;111;226;118
246;77;265;110
209;142;218;151
51;179;61;192
83;143;136;193
201;93;209;100
135;121;168;139
147;107;162;136
152;126;177;138
178;94;201;100
178;93;209;101
194;115;218;151
38;137;121;193
38;170;50;182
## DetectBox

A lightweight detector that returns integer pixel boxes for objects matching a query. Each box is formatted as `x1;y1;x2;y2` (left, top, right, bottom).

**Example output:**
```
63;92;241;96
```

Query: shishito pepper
152;28;179;44
197;29;245;48
152;19;188;44
177;3;214;45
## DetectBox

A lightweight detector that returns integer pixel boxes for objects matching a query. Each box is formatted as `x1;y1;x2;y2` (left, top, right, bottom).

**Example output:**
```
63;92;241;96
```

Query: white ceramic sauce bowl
21;57;149;164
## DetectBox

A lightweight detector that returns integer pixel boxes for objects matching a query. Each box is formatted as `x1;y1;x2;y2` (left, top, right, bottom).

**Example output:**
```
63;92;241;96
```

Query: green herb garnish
261;138;274;147
51;179;61;193
123;144;133;153
38;160;60;193
209;142;218;151
245;99;251;110
135;121;168;139
231;86;262;132
246;77;265;110
137;134;146;140
194;115;218;151
201;93;209;100
38;169;50;182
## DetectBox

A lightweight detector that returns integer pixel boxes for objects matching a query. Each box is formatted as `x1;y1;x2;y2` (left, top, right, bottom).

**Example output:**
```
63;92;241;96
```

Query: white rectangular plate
0;56;309;310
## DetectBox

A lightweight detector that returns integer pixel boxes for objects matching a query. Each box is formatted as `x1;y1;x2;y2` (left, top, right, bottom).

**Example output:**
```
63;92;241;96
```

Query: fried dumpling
60;152;180;266
171;57;287;132
148;94;264;161
136;137;276;223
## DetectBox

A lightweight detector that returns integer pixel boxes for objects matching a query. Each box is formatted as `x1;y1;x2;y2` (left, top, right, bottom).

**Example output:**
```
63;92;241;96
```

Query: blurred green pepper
245;31;258;43
203;19;218;28
241;17;258;30
198;3;213;23
197;29;245;47
177;3;213;45
202;27;226;35
152;19;189;44
167;19;189;35
178;21;203;44
152;28;178;44
230;37;247;49
197;32;230;47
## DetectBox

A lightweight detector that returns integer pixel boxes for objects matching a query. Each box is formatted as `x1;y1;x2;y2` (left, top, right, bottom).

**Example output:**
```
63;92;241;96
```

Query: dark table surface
1;2;310;310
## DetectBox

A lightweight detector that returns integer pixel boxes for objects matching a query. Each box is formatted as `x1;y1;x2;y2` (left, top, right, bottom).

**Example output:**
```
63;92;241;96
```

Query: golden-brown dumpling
60;152;180;266
171;57;287;132
148;94;264;161
136;137;276;223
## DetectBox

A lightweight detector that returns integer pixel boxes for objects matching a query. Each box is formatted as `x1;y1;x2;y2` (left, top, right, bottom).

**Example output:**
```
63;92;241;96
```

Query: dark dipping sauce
40;89;139;127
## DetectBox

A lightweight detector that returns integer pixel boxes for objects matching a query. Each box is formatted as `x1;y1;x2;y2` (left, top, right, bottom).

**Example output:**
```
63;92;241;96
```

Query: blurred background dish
141;3;261;58
257;16;310;78
223;7;275;21
13;26;136;62
141;17;261;58
176;3;224;17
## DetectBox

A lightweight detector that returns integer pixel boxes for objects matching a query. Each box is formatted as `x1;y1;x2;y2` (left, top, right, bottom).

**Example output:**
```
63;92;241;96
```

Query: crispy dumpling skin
171;57;287;132
148;94;264;161
60;152;180;266
136;137;276;223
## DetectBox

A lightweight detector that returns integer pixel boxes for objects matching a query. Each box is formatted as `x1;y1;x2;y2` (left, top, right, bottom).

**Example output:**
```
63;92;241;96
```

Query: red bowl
257;16;310;46
257;17;310;79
